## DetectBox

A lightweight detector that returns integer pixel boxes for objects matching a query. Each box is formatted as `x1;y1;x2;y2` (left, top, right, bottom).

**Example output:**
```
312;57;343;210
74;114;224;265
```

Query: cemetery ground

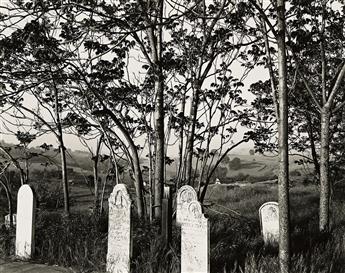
1;156;345;272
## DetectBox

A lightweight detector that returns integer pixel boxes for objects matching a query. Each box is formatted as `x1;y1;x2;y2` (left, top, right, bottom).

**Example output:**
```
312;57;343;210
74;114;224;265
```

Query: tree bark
54;83;70;216
93;134;103;212
59;139;70;216
88;92;146;218
306;111;320;178
319;107;331;232
0;179;13;228
277;1;291;273
185;83;201;185
151;0;165;220
176;90;186;189
154;75;165;220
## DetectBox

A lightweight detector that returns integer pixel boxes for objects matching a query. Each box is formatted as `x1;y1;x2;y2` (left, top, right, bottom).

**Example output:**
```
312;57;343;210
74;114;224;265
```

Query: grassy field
1;153;344;272
2;178;345;273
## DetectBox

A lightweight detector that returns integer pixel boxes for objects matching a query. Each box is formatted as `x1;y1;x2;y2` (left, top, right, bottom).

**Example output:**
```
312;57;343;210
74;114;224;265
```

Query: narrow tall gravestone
15;184;36;259
259;202;279;245
176;185;198;226
177;186;210;273
107;184;132;273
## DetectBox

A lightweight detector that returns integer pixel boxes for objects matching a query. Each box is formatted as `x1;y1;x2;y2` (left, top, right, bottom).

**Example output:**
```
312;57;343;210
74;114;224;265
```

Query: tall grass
1;183;345;272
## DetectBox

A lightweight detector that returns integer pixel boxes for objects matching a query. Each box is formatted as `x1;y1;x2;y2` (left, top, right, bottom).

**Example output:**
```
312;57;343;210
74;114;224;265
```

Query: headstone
176;185;198;225
106;184;132;273
215;178;221;184
15;185;36;259
181;200;209;273
162;186;172;248
4;213;16;228
259;201;279;245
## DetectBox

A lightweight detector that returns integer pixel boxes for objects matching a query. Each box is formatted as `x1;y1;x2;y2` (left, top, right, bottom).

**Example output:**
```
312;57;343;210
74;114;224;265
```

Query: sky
0;63;269;156
0;0;270;156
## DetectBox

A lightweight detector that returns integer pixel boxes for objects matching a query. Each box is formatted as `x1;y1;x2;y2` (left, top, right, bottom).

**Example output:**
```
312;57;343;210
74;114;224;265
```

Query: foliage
229;157;242;171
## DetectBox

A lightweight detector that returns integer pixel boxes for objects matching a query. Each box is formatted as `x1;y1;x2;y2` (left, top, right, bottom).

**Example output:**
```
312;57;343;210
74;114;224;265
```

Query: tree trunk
319;107;331;232
154;76;165;220
185;83;201;185
54;82;70;216
132;143;146;218
59;141;70;216
96;108;146;218
277;1;291;273
93;135;103;213
176;90;186;189
0;146;26;185
0;179;13;228
306;112;320;178
93;160;99;209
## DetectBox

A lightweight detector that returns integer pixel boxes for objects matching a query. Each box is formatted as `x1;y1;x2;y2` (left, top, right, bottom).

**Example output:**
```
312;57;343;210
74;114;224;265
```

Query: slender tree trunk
132;146;145;218
185;83;201;185
54;87;70;216
277;1;291;272
0;146;26;185
24;154;29;184
153;0;165;220
306;112;320;177
93;135;103;212
176;90;186;189
93;160;99;208
148;132;154;222
154;76;165;219
59;140;70;216
98;110;146;218
0;180;13;228
319;107;331;232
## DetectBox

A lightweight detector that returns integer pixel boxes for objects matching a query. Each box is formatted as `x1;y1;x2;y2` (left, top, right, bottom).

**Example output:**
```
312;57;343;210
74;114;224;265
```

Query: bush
290;170;302;177
30;182;65;210
229;157;241;170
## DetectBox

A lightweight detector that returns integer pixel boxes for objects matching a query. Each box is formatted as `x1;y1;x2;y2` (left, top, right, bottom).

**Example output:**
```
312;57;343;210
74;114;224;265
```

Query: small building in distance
215;178;221;184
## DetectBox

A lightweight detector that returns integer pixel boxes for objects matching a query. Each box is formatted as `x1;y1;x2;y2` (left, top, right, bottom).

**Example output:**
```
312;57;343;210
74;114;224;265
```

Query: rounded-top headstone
180;200;209;273
176;185;198;225
259;201;279;245
107;184;132;273
15;184;36;259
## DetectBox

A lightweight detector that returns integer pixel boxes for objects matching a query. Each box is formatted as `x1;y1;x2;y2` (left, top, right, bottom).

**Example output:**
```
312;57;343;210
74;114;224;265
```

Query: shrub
30;182;65;210
229;157;241;170
290;170;302;177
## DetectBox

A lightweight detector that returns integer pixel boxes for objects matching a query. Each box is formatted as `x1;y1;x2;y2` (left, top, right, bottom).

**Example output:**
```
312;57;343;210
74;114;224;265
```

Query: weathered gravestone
4;213;16;228
178;187;210;273
15;184;36;259
107;184;132;273
259;201;279;245
176;185;198;226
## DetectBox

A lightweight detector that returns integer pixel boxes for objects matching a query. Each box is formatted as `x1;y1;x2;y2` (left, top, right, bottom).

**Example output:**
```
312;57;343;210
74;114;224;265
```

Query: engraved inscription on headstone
181;200;210;273
106;184;132;273
259;201;279;245
15;185;36;259
176;185;198;225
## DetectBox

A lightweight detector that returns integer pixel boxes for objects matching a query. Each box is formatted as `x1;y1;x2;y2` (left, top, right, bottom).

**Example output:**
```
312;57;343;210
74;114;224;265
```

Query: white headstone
4;213;16;228
176;185;198;225
259;201;279;245
181;200;209;273
15;185;36;259
106;184;132;273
